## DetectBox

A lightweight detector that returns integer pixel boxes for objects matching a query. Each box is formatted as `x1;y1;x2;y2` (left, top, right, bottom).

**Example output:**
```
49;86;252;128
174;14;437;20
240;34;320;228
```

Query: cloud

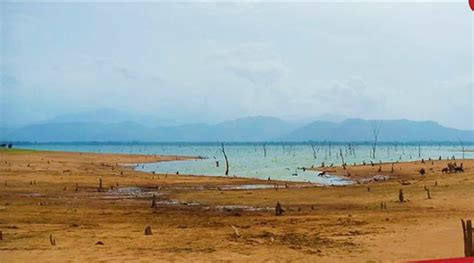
1;2;472;130
208;43;290;86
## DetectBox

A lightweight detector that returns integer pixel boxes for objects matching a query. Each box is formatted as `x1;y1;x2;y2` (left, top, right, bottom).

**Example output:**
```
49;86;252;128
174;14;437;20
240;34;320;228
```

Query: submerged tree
459;139;465;160
311;143;317;159
370;121;380;159
221;143;229;176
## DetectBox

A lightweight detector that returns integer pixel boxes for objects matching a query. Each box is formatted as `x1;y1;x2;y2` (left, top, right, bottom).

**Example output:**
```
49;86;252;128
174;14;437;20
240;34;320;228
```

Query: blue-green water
15;143;473;185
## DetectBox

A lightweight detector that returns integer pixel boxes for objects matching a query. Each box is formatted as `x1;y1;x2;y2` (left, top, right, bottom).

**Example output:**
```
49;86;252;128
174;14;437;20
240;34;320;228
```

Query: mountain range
1;109;473;142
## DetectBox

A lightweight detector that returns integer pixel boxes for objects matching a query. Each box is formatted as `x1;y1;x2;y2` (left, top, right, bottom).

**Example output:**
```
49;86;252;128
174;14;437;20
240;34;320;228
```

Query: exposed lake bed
1;147;474;261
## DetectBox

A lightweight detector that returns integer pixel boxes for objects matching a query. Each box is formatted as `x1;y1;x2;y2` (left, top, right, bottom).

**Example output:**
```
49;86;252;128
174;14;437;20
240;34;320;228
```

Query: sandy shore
1;148;473;262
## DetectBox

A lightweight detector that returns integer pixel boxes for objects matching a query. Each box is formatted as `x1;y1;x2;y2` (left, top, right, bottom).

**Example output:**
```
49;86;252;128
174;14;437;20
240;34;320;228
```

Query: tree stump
151;194;156;208
98;178;103;192
461;219;474;257
275;202;284;216
49;234;56;246
419;168;426;176
398;189;404;202
144;225;153;235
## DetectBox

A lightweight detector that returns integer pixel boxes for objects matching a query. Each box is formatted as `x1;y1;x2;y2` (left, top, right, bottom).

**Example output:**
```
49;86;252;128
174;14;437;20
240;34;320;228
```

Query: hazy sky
1;1;473;129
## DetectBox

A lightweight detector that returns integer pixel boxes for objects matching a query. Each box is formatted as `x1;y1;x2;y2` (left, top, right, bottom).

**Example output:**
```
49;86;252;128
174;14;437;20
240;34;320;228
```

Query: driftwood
231;225;240;237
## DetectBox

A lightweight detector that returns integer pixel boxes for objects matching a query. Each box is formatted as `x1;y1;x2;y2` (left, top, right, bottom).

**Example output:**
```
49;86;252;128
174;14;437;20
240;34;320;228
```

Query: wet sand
1;148;473;262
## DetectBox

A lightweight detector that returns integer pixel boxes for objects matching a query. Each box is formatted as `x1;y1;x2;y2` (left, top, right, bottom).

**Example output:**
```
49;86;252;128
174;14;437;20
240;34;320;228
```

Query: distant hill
2;116;297;142
1;116;473;143
46;108;182;127
280;118;474;142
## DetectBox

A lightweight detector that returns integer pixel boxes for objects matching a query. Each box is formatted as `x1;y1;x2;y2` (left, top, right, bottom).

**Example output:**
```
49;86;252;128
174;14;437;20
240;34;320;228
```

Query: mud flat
1;148;473;262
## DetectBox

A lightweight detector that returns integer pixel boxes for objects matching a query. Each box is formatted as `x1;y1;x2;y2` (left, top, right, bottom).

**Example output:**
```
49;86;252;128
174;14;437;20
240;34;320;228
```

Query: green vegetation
0;148;38;154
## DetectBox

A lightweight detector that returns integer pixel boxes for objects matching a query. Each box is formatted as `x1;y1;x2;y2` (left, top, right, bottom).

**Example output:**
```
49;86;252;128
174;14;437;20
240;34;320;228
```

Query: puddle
102;186;161;199
210;205;272;212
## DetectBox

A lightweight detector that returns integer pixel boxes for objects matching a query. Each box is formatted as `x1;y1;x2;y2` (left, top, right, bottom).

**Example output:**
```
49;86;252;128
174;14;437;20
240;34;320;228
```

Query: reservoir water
16;142;473;185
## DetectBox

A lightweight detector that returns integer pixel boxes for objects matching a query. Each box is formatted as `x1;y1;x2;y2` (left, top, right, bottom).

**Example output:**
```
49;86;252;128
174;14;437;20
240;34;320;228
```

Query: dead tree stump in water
144;225;153;235
221;143;229;176
461;219;473;257
275;202;284;216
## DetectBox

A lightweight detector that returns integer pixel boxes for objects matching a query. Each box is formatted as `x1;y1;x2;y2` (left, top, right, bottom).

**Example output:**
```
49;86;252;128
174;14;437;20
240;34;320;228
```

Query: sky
1;1;473;129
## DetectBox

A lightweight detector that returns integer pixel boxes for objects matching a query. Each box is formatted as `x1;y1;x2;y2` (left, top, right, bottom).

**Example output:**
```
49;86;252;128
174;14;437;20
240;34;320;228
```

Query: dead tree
460;140;465;160
426;188;431;199
0;230;2;240
221;143;229;176
275;202;284;216
311;143;317;159
339;148;345;169
461;219;474;256
370;121;380;159
263;143;267;158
